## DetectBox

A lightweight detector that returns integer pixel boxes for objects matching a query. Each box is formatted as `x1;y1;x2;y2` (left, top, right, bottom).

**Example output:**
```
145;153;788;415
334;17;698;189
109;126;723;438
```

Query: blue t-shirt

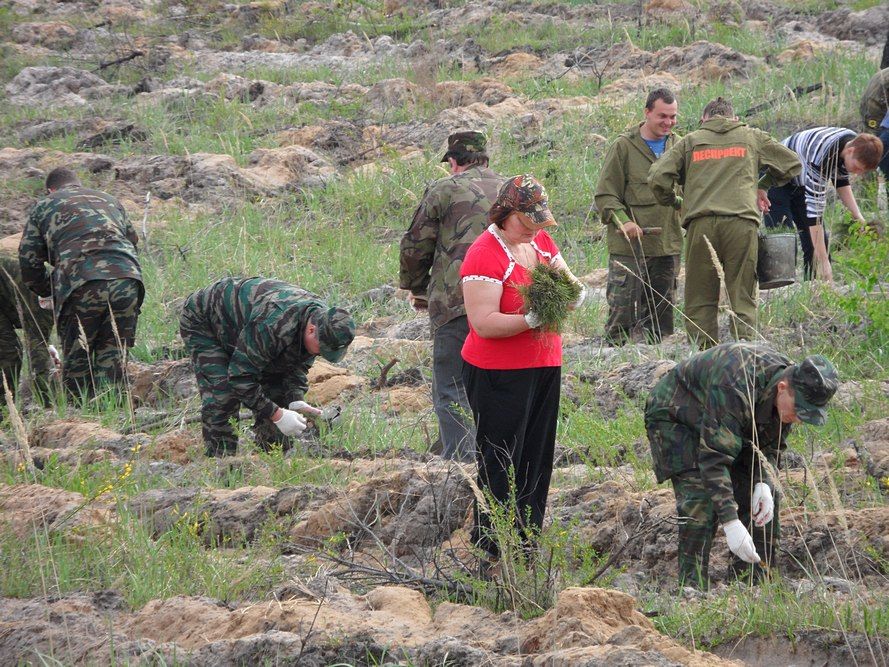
643;136;668;158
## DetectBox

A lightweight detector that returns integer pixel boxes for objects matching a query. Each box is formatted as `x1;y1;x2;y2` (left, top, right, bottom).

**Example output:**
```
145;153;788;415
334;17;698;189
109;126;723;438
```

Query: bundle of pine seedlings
519;263;582;333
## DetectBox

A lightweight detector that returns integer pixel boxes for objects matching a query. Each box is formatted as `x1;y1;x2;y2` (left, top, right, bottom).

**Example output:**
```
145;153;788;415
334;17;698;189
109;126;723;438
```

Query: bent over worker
645;342;838;589
19;167;143;397
648;97;801;349
179;277;355;457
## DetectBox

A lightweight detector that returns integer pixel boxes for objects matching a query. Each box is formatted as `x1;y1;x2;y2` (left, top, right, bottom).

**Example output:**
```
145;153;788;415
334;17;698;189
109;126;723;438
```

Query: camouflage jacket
0;252;53;333
860;68;889;132
594;124;683;257
19;186;142;317
645;342;793;524
399;165;503;332
182;277;327;419
648;118;801;227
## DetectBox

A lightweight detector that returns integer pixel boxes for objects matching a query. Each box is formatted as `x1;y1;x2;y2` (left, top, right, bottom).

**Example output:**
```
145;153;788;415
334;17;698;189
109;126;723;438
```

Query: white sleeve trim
461;275;503;285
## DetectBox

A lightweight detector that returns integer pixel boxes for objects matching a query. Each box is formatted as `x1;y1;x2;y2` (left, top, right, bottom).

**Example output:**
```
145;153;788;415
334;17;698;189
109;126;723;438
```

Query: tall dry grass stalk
107;300;135;426
76;316;96;395
3;372;34;476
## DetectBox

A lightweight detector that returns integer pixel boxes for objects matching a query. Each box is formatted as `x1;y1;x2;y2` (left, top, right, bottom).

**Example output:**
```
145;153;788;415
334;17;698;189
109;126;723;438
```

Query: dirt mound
815;5;889;44
5;66;129;107
0;484;114;538
305;359;366;404
780;505;889;579
10;22;79;49
0;585;734;665
127;358;197;406
290;462;471;559
853;418;889;486
127;481;335;545
599;72;684;100
30;419;125;450
577;359;677;417
113;148;336;203
150;430;201;464
591;39;762;84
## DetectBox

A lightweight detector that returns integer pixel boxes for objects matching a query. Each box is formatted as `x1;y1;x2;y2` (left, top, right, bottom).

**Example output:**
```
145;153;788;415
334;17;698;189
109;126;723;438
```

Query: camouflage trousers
59;279;143;397
671;465;780;590
605;254;678;345
179;312;304;457
0;300;54;402
684;217;758;349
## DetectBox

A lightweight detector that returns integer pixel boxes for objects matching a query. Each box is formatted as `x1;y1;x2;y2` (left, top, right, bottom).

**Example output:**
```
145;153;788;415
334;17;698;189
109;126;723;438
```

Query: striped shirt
782;126;854;219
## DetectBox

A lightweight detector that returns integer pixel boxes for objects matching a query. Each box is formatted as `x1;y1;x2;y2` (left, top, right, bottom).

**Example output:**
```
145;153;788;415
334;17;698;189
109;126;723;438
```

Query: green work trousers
684;216;758;349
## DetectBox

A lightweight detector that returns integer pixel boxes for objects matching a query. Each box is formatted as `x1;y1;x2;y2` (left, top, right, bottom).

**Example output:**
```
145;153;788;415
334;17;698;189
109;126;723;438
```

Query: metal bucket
757;233;797;289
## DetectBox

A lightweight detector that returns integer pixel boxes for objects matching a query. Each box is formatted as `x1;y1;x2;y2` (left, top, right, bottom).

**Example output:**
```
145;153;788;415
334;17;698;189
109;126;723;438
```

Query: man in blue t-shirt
594;89;684;345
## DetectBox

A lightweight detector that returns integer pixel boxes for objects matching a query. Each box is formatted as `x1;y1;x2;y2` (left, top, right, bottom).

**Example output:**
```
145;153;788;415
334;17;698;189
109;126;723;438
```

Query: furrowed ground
0;0;888;665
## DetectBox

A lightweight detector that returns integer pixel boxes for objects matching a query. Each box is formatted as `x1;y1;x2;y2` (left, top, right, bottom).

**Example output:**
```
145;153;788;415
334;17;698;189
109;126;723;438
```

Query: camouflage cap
790;355;838;426
441;130;488;162
495;174;557;230
316;306;355;363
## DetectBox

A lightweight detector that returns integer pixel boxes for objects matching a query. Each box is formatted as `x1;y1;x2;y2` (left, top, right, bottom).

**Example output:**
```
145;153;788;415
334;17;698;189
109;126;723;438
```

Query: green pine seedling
519;264;581;334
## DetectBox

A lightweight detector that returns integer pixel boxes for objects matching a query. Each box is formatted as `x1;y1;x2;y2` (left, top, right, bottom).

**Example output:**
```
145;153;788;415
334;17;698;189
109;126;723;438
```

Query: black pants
462;362;560;558
764;183;829;281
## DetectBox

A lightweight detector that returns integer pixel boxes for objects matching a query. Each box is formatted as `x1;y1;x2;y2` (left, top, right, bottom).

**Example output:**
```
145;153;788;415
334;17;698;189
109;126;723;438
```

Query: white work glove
524;311;542;329
272;408;307;436
723;519;760;564
47;345;62;374
288;400;323;417
751;483;774;526
571;284;587;310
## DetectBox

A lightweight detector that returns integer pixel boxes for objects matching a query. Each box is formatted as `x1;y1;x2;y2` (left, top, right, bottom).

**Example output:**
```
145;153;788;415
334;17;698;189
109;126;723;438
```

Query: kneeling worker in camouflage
19;167;143;397
645;343;838;589
179;277;355;457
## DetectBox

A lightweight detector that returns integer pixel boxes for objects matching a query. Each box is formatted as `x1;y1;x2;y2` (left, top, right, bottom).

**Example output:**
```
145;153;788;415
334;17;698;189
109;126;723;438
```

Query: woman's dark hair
488;202;512;228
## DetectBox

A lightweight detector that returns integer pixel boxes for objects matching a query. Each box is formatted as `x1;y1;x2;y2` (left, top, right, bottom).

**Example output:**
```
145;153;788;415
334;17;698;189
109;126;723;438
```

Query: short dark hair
448;151;489;168
701;97;734;120
645;88;676;110
45;167;80;191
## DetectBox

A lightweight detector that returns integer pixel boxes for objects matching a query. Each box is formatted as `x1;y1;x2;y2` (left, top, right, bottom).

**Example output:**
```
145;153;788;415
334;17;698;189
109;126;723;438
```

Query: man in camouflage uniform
645;342;838;590
594;88;683;345
399;130;503;462
179;276;355;457
19;167;143;397
648;98;801;349
860;67;889;182
0;250;55;401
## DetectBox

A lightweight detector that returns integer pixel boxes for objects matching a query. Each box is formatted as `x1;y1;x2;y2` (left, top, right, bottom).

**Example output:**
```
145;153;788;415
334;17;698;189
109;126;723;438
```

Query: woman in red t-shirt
460;174;586;566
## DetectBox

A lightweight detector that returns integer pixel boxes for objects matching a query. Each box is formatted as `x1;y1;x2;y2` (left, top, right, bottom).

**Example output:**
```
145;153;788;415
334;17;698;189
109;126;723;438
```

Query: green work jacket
594;124;682;257
648;118;801;227
860;68;889;132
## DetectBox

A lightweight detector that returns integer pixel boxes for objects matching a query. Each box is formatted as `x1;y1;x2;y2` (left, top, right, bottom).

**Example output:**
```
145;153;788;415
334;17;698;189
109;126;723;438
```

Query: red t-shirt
460;225;562;370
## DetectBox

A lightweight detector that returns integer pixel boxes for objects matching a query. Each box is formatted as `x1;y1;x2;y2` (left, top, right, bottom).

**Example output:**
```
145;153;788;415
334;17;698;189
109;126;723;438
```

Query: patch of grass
650;580;889;651
0;511;282;607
